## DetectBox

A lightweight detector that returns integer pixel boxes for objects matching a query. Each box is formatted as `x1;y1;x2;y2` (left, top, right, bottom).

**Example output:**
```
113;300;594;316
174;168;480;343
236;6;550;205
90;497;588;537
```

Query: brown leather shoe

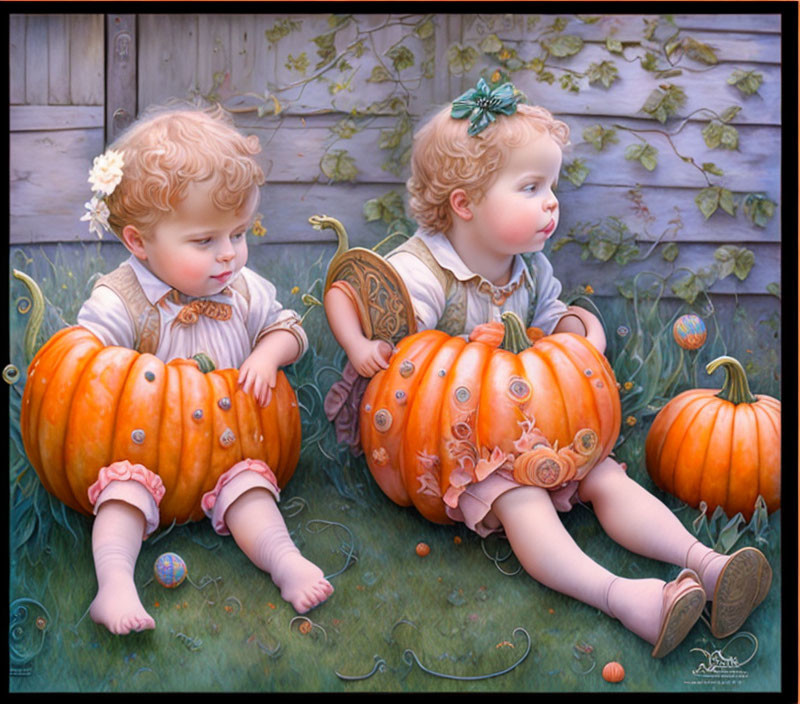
651;569;706;658
710;547;772;639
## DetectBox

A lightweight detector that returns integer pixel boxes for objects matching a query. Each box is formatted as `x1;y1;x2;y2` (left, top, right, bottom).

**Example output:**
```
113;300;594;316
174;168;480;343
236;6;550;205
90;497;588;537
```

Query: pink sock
90;499;155;634
223;488;333;613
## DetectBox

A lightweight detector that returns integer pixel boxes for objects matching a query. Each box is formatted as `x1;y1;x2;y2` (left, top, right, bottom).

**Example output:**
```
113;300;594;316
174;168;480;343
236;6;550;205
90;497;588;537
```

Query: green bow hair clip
451;78;523;136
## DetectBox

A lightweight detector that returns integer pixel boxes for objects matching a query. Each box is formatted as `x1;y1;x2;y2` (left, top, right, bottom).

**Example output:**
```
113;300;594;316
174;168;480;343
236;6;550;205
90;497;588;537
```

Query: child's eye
194;238;212;246
232;231;245;240
523;183;538;193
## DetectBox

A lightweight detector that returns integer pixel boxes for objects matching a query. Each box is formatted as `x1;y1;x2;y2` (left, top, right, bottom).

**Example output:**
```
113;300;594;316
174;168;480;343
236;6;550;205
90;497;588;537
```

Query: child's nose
217;245;235;262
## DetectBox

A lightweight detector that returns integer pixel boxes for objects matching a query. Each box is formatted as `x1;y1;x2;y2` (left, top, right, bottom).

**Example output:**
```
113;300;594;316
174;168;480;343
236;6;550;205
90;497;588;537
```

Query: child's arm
238;329;301;407
553;305;607;354
324;286;393;377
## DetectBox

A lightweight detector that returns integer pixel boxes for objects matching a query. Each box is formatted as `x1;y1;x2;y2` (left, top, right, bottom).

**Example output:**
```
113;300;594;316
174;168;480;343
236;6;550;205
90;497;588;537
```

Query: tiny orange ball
453;536;462;545
416;542;431;557
298;620;312;635
602;661;625;683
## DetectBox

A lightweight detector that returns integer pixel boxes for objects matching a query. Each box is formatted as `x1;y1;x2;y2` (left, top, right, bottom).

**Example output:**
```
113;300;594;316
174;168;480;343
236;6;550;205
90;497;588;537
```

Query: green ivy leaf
363;191;405;223
683;37;718;65
743;193;777;228
479;33;503;54
702;121;739;150
265;18;302;46
330;117;361;139
671;273;704;304
625;143;659;171
766;282;781;298
589;238;617;262
320;149;358;182
367;65;392;83
695;187;736;219
446;43;479;75
583;124;618;151
641;52;659;72
586;61;619;88
544;34;584;57
641;84;686;123
378;115;411;150
715;245;755;281
415;19;435;39
528;57;545;73
728;69;764;95
702;162;724;176
720;105;742;123
537;71;556;85
614;241;640;266
284;52;309;75
605;37;623;53
312;33;337;69
546;17;569;33
563;159;589;187
386;45;415;72
559;73;580;93
662;242;679;262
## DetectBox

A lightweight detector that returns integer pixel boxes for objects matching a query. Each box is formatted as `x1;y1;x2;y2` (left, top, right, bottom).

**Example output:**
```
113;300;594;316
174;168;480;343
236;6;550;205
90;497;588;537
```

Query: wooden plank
137;14;198;111
559;184;780;245
47;15;70;105
106;14;137;141
196;14;232;101
69;14;104;105
9;14;26;104
10;128;105;243
24;14;48;105
228;14;257;94
10;105;104;132
548;241;780;297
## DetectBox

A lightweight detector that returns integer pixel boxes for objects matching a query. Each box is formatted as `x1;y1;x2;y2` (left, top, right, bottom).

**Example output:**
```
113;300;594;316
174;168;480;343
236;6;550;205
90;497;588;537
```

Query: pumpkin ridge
546;335;603;446
57;342;107;510
693;400;724;510
754;402;780;509
532;342;571;444
664;395;718;496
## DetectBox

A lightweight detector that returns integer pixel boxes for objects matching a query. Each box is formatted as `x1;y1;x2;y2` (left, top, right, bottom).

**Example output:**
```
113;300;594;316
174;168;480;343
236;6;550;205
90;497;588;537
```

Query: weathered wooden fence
9;12;782;306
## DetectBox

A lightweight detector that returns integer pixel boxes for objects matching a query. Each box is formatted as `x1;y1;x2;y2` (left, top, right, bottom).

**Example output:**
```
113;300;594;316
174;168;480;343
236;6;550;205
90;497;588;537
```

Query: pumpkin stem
193;353;216;373
706;355;757;404
500;311;533;354
12;269;46;363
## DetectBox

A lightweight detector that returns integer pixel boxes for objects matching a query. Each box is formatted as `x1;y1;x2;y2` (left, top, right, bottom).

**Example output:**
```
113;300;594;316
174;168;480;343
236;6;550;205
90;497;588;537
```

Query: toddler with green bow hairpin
324;79;771;658
73;106;332;635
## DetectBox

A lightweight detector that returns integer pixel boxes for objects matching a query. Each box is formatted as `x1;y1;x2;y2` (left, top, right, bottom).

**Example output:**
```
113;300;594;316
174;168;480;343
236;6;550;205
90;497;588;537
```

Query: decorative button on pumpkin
645;355;780;520
360;312;621;523
20;326;301;526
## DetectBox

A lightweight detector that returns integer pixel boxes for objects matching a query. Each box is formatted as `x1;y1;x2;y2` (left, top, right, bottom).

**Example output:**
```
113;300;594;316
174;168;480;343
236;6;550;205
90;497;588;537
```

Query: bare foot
90;576;155;635
272;553;334;613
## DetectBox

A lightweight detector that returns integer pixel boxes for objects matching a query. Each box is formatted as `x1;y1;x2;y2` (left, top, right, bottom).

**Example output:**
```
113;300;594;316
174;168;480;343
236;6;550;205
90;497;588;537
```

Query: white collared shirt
386;230;568;335
77;255;307;369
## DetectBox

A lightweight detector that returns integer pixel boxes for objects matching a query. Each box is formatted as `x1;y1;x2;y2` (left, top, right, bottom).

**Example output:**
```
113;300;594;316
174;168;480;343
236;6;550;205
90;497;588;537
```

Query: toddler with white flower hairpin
74;106;332;634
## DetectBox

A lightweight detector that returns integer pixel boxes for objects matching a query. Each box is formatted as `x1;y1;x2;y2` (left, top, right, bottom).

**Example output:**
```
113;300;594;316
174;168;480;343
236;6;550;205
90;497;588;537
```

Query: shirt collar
124;255;237;305
415;229;534;290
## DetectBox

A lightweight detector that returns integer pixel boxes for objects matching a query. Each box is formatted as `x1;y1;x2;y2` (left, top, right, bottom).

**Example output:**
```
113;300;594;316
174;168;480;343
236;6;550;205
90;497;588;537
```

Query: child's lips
540;220;556;236
212;271;232;283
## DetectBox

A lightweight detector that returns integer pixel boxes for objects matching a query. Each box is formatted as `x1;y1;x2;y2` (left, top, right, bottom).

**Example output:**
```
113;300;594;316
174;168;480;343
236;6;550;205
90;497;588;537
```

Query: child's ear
121;225;148;260
449;189;473;221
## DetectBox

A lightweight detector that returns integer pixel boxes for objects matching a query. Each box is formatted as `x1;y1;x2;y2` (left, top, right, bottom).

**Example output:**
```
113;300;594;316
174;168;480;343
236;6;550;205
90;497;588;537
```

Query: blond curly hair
406;103;570;233
105;105;265;238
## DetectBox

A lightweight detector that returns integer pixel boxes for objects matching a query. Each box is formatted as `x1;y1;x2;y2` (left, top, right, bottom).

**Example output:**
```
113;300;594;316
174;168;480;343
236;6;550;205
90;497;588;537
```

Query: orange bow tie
159;289;234;328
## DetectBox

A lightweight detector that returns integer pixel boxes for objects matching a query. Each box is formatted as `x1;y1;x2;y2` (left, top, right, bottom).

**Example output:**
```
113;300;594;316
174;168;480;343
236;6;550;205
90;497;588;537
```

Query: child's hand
238;350;279;407
348;338;393;378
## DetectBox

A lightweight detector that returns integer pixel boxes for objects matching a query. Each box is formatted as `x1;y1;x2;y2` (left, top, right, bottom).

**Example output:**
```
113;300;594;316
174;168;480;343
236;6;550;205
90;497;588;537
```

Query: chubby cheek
494;207;539;248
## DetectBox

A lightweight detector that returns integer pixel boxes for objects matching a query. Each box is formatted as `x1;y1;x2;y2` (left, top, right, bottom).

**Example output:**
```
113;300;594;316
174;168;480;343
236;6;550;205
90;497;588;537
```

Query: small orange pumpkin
20;326;301;526
360;312;621;523
602;661;625;683
645;355;780;521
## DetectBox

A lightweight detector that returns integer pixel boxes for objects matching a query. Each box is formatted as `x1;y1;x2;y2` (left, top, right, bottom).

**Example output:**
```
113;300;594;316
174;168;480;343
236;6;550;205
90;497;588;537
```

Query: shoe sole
651;585;706;658
711;547;772;639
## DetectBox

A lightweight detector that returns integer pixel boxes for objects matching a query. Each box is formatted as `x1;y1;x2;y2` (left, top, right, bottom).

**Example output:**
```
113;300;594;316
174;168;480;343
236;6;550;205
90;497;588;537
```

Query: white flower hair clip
80;148;124;238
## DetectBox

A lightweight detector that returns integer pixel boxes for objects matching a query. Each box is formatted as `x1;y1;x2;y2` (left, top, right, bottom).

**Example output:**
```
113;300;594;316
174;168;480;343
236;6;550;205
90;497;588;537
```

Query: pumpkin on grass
20;326;301;526
360;312;621;523
645;355;780;521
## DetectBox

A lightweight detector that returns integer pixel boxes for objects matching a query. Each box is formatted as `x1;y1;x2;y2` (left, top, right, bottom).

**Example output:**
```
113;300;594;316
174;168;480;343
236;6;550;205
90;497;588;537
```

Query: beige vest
93;263;250;354
388;237;537;337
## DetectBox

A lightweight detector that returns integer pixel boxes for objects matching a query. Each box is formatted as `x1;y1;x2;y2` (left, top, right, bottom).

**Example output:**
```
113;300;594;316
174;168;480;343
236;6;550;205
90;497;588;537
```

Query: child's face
469;131;562;255
137;181;257;297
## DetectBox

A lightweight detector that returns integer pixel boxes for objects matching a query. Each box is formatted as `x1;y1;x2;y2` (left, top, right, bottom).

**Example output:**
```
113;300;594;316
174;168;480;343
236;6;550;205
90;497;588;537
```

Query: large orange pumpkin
645;355;780;521
20;326;301;526
359;313;621;523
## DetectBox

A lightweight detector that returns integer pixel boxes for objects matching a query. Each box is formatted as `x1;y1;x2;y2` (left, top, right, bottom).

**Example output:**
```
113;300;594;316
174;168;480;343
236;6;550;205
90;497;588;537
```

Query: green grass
8;243;783;692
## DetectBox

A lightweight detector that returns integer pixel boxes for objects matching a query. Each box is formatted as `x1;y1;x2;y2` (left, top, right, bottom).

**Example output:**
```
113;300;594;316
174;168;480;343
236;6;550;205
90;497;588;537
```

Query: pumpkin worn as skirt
20;326;301;527
326;322;623;534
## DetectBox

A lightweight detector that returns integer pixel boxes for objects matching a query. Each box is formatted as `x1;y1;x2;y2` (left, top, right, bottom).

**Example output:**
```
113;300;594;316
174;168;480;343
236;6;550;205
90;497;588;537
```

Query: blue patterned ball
154;552;187;588
673;314;707;350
